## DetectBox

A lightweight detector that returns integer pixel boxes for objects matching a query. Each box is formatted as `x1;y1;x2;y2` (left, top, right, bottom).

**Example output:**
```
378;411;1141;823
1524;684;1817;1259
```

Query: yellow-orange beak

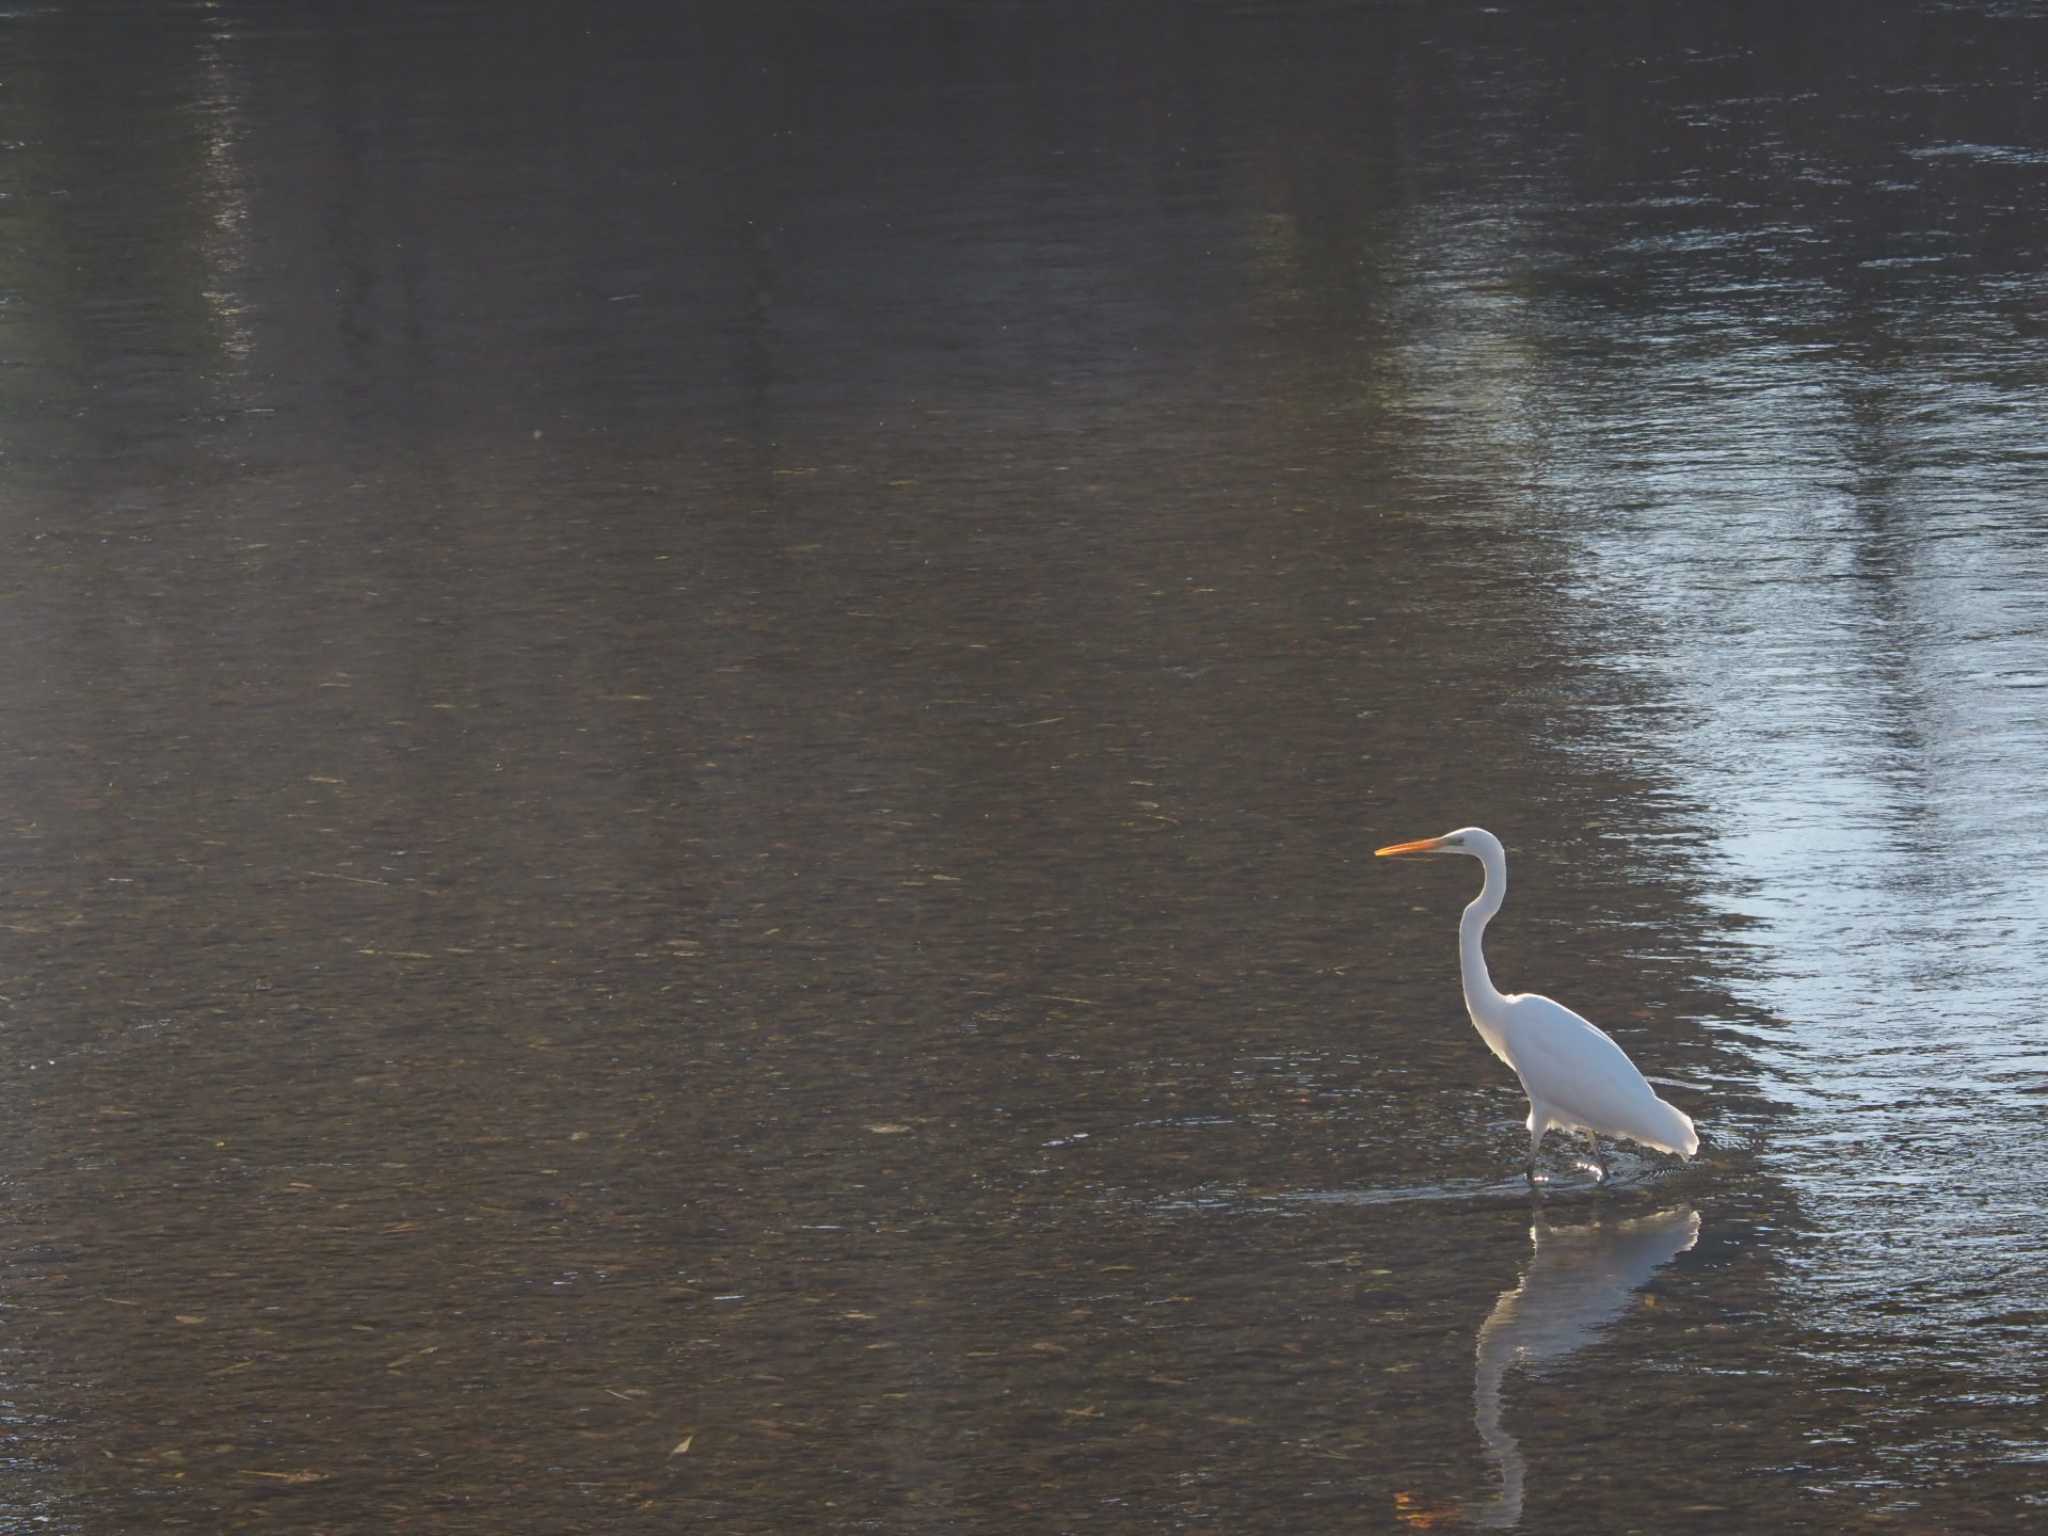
1375;836;1446;857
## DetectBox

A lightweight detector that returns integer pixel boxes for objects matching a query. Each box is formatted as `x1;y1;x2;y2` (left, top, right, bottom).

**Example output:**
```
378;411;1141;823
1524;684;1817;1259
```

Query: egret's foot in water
1579;1133;1609;1182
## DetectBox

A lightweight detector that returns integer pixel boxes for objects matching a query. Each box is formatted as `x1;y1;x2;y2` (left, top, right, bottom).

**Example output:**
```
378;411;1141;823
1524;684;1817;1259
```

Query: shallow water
2;1;2046;1531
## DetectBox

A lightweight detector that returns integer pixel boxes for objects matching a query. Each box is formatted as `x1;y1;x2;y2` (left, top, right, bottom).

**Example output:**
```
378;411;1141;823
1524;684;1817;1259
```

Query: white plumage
1377;826;1699;1176
1495;992;1698;1157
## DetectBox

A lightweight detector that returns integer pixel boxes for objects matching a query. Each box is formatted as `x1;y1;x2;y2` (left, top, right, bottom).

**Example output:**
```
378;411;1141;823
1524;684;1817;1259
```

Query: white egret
1375;827;1698;1180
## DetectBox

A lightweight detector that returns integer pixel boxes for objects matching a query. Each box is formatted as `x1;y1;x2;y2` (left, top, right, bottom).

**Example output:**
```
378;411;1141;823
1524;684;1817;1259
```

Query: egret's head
1374;826;1503;861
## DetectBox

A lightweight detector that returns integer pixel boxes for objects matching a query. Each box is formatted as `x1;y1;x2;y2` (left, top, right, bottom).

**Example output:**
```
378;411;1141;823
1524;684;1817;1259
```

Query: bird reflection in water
1465;1205;1701;1529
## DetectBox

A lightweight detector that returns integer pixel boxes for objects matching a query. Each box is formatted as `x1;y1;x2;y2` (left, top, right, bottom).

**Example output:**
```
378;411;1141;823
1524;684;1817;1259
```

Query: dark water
3;2;2046;1530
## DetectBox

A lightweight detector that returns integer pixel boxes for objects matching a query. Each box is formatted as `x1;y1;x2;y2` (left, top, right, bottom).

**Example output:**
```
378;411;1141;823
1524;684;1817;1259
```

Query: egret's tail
1645;1096;1699;1160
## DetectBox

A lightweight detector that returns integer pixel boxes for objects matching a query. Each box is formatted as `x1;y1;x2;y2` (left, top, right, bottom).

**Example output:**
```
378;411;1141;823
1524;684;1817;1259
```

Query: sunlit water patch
1533;210;2048;1479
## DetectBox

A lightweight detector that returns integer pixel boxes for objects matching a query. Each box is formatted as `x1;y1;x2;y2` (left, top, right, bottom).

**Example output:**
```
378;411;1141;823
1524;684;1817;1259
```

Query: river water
2;2;2045;1531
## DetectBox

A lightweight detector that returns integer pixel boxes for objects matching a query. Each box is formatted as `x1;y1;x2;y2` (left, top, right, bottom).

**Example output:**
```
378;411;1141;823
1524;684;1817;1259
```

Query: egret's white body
1376;826;1698;1176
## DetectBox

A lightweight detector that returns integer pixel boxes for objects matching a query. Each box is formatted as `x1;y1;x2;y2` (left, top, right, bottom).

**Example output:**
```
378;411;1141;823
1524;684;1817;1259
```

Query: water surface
3;2;2045;1530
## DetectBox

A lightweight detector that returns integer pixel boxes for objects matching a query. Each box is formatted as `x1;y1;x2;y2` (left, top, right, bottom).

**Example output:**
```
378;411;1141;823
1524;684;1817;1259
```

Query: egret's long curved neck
1459;845;1510;1019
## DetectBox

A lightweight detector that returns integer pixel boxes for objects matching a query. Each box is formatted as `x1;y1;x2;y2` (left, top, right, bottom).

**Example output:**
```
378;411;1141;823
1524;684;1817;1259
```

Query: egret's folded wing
1499;993;1693;1153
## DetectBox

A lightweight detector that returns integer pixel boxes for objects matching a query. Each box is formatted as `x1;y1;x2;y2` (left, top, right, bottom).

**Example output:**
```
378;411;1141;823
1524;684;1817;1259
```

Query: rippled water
3;1;2046;1531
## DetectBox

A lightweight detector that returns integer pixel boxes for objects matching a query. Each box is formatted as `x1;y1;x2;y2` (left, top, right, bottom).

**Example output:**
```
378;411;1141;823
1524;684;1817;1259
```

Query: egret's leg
1581;1130;1609;1182
1525;1103;1555;1184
